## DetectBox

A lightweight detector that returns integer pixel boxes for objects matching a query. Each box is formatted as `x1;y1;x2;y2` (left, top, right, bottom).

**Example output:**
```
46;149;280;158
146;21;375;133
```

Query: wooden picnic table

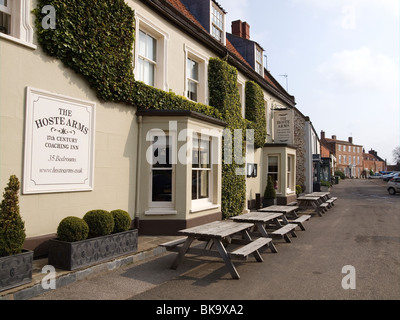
257;205;311;230
231;211;298;243
297;195;325;216
258;205;300;218
167;220;274;279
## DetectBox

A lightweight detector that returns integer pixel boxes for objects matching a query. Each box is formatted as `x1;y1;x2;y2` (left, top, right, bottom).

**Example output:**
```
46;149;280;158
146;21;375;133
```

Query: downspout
134;115;142;230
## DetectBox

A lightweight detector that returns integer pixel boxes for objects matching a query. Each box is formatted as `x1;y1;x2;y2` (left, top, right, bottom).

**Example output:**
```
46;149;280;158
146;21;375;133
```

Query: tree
0;175;26;257
393;146;400;165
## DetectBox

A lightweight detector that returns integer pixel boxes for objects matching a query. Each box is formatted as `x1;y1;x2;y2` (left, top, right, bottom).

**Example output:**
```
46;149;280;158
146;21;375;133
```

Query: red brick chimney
321;131;325;140
231;20;250;40
242;21;250;40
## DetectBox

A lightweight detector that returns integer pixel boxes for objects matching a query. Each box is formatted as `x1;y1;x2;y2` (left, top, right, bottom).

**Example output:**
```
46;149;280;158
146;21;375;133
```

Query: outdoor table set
296;192;337;217
160;200;324;279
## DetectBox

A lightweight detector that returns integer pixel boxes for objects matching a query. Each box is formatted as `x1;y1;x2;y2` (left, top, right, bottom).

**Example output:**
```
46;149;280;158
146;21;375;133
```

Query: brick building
363;149;387;175
320;132;363;178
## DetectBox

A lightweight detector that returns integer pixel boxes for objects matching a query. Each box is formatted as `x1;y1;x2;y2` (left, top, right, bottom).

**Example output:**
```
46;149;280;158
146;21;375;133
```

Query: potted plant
0;175;33;292
320;180;332;192
262;176;277;207
296;185;303;197
48;209;138;271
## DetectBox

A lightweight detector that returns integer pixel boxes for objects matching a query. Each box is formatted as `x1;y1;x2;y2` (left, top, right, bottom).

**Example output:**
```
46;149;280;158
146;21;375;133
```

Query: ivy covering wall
34;0;267;219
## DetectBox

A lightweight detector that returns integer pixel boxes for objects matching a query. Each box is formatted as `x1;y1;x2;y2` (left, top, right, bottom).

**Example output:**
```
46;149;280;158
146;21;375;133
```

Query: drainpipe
134;115;142;230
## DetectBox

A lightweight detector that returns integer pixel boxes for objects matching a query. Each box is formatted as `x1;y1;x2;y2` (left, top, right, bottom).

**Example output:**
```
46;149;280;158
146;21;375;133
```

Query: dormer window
255;46;264;76
211;2;225;45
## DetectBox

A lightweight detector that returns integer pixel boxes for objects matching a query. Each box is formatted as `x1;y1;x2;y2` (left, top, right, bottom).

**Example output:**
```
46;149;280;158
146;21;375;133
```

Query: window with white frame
149;133;174;208
0;0;34;47
211;3;224;44
339;155;342;164
138;30;157;87
184;46;208;104
0;0;11;35
187;57;199;102
237;80;245;118
255;47;263;76
192;136;211;203
338;145;341;151
268;155;279;193
135;13;168;91
287;155;294;192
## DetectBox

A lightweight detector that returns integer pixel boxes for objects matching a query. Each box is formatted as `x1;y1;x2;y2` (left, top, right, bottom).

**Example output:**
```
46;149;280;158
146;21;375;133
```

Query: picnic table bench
161;220;274;279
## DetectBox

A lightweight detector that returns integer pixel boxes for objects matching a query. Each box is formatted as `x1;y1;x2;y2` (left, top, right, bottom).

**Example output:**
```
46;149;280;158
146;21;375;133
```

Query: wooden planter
0;250;33;292
48;229;138;271
262;198;277;208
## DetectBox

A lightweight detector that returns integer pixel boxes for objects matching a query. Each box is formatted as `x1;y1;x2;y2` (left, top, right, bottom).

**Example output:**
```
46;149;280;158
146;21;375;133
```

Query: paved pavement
2;178;399;301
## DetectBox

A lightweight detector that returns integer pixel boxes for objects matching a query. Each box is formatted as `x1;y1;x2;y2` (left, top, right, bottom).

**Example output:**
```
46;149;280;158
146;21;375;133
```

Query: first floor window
192;136;211;200
187;58;199;102
138;30;157;86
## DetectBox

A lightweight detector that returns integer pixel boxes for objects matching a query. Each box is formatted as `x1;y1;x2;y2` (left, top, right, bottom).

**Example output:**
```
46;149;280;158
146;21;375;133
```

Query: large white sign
23;87;95;194
274;109;294;144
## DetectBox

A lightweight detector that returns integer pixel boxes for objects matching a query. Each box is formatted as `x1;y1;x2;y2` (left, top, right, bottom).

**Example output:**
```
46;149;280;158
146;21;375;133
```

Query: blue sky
218;0;399;165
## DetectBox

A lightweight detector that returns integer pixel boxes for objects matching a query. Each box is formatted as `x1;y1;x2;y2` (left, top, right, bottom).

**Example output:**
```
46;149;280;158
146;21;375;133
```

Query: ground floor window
192;136;211;201
267;155;280;192
287;155;294;191
150;134;173;206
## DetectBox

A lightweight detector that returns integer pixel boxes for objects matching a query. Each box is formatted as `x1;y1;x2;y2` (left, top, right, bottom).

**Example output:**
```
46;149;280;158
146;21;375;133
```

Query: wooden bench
319;202;330;212
326;197;338;206
229;237;273;261
289;214;311;231
271;223;298;243
160;237;188;252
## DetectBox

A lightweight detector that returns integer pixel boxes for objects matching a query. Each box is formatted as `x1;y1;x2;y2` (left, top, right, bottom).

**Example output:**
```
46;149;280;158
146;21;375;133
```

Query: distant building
363;149;387;175
320;132;363;178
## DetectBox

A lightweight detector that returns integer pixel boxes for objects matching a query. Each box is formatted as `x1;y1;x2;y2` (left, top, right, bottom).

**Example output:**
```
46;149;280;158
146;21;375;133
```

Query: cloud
317;47;399;92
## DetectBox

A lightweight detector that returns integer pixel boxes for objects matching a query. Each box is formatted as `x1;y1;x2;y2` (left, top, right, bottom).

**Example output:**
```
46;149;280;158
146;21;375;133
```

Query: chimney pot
242;21;250;40
332;135;337;140
231;20;242;38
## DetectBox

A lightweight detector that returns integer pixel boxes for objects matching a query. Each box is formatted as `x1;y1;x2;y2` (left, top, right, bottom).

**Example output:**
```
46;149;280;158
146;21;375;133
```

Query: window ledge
0;33;37;50
190;204;220;213
145;208;177;216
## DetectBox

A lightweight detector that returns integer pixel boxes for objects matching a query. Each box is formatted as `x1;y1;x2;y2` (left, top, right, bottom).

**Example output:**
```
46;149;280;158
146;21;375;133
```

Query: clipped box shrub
0;175;26;257
57;216;89;242
83;210;114;238
111;209;132;233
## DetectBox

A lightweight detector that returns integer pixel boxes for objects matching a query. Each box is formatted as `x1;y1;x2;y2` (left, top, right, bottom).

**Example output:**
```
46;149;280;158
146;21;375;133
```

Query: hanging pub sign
23;87;96;194
273;109;294;144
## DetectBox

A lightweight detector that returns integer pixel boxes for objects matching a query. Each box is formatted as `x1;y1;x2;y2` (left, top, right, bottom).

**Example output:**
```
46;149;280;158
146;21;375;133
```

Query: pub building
0;0;309;257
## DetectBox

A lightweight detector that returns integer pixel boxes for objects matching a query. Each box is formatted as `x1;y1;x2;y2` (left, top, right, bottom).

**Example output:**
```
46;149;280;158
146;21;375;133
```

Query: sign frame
23;87;96;194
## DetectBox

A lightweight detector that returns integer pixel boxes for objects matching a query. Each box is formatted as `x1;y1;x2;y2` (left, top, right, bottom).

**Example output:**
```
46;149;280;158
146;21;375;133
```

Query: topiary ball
111;209;131;233
83;210;114;238
57;217;89;242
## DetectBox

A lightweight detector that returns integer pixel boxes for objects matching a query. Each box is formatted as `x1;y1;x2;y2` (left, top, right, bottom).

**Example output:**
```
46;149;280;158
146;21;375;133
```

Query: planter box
0;250;33;292
48;229;138;271
262;198;277;208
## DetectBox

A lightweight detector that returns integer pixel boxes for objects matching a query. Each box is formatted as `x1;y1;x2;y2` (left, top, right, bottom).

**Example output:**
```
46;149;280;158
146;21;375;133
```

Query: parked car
387;177;400;195
368;173;382;179
383;172;400;181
